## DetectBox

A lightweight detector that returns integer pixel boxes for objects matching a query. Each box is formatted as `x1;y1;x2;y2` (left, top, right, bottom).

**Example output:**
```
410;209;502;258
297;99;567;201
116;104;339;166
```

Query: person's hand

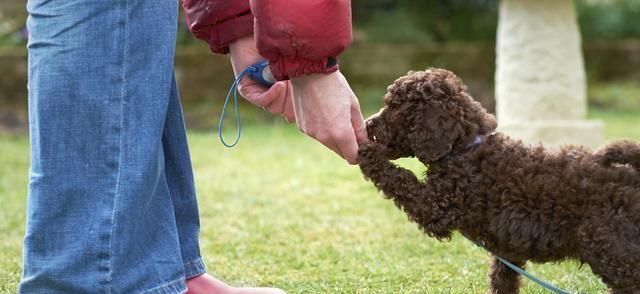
291;71;368;164
228;35;295;123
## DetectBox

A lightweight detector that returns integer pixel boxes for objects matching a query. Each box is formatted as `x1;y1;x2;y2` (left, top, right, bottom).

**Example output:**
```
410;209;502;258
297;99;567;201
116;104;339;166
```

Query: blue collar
465;134;489;150
467;135;487;149
440;134;491;162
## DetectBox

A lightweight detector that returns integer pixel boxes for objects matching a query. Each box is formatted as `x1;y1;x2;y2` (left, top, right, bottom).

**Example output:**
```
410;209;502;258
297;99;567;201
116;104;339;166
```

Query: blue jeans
21;0;205;292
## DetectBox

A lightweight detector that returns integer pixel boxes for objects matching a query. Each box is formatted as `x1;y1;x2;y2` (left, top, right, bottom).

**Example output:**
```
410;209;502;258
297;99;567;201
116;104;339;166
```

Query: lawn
1;110;638;293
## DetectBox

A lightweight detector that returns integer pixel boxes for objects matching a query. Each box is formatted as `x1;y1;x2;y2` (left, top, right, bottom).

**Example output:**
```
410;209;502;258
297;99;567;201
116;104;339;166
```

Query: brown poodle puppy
358;68;640;294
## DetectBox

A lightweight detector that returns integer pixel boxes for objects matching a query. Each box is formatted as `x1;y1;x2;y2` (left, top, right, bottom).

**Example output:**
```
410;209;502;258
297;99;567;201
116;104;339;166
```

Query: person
21;0;363;293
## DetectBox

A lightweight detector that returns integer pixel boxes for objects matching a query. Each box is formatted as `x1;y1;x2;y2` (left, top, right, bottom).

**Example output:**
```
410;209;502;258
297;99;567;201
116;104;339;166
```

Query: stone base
498;120;604;148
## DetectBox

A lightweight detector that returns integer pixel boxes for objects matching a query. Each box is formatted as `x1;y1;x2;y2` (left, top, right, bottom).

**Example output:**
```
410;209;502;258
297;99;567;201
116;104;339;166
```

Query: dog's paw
357;142;392;165
358;142;388;156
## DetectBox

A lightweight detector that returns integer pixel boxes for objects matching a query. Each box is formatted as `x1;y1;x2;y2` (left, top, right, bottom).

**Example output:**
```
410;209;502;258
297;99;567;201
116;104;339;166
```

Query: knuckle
236;84;249;97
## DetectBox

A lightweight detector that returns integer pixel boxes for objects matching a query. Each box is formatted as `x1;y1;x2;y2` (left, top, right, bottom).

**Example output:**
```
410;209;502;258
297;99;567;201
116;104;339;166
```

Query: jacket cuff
206;13;254;54
270;56;340;81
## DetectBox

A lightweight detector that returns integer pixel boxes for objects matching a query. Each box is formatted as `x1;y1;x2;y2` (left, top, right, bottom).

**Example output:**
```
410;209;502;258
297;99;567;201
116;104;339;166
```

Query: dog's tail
593;140;640;170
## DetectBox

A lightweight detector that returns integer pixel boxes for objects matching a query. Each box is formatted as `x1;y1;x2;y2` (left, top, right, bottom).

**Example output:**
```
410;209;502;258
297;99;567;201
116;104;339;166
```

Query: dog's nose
366;119;375;128
365;119;380;142
366;109;383;123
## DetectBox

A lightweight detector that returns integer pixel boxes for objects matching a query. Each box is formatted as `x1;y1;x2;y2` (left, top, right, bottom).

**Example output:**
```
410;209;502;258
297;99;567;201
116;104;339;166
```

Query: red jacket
182;0;352;81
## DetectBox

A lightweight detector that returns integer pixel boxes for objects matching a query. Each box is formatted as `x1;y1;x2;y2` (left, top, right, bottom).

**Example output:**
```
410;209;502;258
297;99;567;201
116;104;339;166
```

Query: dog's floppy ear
467;98;497;135
404;71;497;163
408;98;497;164
408;102;466;163
405;69;468;163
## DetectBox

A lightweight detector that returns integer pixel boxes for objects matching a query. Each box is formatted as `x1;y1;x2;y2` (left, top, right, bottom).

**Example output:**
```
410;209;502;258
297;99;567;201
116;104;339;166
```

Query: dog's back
433;134;596;262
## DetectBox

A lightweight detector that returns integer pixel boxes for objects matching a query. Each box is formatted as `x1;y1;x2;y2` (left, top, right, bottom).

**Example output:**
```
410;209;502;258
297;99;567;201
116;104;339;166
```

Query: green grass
589;109;640;141
588;81;640;113
1;110;638;293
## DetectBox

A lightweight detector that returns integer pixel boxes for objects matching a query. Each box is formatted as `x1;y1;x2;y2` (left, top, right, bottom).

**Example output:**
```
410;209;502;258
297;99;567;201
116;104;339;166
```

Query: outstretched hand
228;35;295;123
228;35;368;164
291;71;368;164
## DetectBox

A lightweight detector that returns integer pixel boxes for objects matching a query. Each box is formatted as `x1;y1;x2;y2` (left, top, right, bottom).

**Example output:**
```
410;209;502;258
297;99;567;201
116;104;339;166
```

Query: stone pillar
495;0;603;147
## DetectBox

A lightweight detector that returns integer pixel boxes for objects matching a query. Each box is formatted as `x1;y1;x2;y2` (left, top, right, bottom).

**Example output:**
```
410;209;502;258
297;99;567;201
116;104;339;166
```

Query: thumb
350;100;369;144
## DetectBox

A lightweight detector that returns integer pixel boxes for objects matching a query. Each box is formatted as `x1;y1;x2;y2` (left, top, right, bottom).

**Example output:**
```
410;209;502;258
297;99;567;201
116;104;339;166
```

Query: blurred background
1;0;639;132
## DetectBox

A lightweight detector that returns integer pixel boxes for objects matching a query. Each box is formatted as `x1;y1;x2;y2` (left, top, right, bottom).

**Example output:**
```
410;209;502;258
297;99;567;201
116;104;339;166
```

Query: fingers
350;98;368;144
335;128;360;165
331;98;367;164
308;127;359;165
238;81;282;106
288;71;367;165
239;81;295;122
282;82;295;123
262;84;286;113
228;35;294;123
264;81;295;123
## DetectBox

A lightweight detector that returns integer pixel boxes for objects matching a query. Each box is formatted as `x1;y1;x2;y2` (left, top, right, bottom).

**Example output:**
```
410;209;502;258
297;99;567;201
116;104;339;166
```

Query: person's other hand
228;35;295;123
291;71;368;164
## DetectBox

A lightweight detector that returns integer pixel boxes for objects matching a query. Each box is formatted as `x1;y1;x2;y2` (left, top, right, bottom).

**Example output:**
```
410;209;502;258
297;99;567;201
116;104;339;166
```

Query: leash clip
246;60;275;88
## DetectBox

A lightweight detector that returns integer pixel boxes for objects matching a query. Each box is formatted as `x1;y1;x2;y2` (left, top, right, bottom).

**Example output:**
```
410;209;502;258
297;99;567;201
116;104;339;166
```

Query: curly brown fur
358;68;640;293
593;140;640;171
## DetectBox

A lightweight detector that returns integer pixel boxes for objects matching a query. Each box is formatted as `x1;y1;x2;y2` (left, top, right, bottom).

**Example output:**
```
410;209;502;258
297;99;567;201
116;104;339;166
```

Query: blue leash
495;256;572;294
218;61;275;147
472;241;573;294
218;69;245;147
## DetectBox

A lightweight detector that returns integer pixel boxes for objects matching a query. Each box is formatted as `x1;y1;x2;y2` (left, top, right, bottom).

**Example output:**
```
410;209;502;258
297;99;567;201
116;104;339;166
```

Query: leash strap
471;241;573;294
218;69;246;147
219;61;275;148
494;256;573;294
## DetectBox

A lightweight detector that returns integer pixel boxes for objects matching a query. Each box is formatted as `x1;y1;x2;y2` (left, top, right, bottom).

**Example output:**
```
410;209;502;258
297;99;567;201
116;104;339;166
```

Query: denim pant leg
22;0;203;293
163;74;206;280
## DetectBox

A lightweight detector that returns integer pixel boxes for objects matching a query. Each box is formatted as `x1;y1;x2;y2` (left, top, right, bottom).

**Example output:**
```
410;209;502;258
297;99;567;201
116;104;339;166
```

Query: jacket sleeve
182;0;254;54
251;0;353;80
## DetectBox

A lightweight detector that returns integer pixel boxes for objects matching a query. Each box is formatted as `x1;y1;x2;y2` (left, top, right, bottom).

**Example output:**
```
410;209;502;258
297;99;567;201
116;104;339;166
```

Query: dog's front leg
488;256;524;294
359;142;460;239
358;142;425;202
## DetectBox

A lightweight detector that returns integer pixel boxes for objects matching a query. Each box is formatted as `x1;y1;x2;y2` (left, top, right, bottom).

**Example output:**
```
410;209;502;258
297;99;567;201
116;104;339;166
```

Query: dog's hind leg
583;246;640;293
488;256;524;294
578;213;640;293
593;140;640;170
